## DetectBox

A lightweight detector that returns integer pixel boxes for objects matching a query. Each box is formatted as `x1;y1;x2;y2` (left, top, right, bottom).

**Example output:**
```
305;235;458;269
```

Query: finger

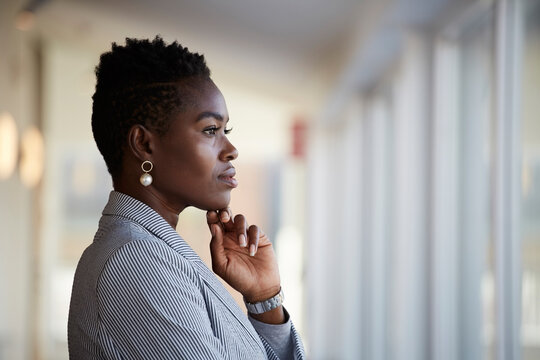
234;214;248;248
209;223;227;272
206;211;220;227
206;211;221;236
219;207;232;223
218;208;236;232
247;225;260;257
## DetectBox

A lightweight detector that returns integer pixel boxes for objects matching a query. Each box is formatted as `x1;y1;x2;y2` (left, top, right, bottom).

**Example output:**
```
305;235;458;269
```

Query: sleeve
96;239;227;360
248;309;306;360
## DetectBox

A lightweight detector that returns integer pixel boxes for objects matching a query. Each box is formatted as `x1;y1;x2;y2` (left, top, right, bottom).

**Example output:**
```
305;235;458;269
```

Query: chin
196;194;231;211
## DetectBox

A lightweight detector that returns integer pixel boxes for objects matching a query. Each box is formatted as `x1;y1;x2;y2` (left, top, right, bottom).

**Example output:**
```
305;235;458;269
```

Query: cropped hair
91;36;211;177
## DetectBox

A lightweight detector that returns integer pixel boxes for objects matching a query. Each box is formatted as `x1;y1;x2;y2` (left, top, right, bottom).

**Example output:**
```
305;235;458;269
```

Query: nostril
220;138;238;161
226;145;238;161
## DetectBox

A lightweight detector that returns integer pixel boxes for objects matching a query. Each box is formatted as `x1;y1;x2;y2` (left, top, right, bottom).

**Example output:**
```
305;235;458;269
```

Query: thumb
209;224;227;272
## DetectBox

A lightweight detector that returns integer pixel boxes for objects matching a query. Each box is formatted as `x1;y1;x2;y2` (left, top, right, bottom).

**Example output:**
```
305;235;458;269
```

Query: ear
127;124;156;161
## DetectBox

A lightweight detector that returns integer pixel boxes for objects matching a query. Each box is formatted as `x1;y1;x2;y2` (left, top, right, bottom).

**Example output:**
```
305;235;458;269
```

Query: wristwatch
244;288;284;314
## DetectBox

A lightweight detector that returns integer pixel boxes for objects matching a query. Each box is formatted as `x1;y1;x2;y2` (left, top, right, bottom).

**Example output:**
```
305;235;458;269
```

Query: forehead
177;78;224;107
172;78;228;123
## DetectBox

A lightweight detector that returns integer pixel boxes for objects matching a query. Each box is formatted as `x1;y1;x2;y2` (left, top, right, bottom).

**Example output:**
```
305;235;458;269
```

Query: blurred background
0;0;539;359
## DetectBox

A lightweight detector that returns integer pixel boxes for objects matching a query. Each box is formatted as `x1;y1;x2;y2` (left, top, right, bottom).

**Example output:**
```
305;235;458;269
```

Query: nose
220;137;238;161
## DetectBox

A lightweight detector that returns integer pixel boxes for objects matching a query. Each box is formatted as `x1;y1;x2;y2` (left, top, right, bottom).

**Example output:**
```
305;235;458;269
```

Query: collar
102;191;201;261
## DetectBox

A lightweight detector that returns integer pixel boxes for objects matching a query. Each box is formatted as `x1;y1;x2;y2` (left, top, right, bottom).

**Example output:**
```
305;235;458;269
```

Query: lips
218;167;238;188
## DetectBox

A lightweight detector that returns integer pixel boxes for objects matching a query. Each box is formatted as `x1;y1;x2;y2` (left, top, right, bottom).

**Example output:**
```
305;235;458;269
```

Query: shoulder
100;231;195;280
95;224;207;317
97;215;195;275
74;216;196;295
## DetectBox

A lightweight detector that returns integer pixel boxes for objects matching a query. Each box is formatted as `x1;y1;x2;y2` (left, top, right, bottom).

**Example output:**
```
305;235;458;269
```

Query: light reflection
0;112;18;180
19;126;44;188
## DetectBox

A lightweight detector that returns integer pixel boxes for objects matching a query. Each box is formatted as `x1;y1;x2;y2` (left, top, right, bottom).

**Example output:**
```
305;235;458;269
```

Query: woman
68;37;305;360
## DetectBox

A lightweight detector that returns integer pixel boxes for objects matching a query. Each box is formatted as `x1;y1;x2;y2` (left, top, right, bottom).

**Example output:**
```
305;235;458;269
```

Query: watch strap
244;288;284;314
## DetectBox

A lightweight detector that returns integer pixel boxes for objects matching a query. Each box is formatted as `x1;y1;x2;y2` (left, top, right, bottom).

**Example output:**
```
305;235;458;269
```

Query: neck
113;177;184;229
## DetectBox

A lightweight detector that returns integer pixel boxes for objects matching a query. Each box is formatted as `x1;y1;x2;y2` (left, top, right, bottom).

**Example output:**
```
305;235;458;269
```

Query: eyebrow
196;111;228;122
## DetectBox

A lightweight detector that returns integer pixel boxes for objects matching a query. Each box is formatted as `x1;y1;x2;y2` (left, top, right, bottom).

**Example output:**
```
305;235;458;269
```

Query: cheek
182;145;219;180
155;138;219;187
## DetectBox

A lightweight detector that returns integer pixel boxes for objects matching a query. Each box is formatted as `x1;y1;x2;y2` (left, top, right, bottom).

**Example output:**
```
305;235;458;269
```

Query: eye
203;126;219;135
203;125;233;136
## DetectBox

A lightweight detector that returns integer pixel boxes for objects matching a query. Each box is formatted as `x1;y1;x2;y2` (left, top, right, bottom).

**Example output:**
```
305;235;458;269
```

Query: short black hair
91;36;211;177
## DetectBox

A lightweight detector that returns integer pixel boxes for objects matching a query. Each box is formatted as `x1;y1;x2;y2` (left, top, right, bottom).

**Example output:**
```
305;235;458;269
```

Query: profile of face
148;79;238;212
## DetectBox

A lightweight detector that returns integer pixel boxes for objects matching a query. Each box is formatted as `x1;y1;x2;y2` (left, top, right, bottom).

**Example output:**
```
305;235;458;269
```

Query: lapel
102;191;264;352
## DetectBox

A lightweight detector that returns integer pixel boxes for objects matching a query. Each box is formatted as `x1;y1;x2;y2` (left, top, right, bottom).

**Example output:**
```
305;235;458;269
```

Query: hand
206;208;281;303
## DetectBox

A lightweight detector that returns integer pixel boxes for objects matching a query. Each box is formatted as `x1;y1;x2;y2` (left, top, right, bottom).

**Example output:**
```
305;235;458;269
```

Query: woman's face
150;79;238;212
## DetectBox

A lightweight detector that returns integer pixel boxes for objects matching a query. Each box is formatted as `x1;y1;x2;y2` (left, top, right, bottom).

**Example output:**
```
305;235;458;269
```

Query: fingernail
249;244;256;257
239;234;247;247
221;211;230;222
211;224;216;237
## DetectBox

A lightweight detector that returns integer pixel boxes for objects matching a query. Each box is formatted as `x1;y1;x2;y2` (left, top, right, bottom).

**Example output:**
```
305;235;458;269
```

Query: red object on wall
291;118;307;159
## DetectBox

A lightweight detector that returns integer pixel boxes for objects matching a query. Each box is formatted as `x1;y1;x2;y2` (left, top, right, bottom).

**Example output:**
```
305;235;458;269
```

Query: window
520;1;540;358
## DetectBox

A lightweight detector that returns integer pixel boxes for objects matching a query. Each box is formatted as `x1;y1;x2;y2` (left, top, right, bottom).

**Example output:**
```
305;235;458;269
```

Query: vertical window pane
520;1;540;359
456;10;495;360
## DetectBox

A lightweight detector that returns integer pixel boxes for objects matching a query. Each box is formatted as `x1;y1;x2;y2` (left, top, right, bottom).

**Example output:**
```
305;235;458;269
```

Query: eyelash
203;126;233;135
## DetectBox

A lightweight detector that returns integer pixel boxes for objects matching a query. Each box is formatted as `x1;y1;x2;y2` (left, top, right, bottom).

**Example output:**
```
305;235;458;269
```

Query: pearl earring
139;160;153;186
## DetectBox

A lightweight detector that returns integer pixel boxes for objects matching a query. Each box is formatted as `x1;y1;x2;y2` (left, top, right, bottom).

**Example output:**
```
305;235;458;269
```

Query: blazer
68;191;305;359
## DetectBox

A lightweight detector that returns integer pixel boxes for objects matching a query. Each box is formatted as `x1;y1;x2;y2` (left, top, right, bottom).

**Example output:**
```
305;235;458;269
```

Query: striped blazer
68;191;305;359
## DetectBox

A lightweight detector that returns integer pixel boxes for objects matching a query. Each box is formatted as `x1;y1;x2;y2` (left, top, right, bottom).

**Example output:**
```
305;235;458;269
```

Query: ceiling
34;0;365;109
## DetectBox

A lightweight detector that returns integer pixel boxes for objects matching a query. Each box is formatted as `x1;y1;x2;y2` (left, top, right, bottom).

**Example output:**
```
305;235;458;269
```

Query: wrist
243;285;281;304
249;305;286;325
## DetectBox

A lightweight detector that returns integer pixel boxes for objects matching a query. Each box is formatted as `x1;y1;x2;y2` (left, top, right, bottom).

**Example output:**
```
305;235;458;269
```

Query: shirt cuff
248;307;293;360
